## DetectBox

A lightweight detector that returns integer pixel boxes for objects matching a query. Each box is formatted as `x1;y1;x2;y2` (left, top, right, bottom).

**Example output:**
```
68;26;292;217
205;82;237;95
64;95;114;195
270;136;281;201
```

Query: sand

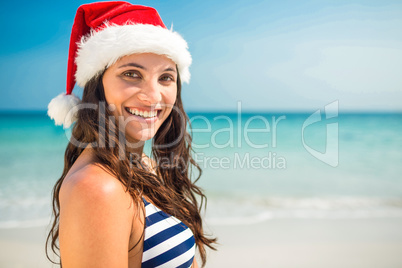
1;218;402;267
0;225;56;268
205;218;402;268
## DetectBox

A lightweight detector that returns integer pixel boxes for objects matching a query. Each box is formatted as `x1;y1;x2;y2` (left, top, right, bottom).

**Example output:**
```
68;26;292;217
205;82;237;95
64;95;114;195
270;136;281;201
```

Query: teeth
128;108;157;118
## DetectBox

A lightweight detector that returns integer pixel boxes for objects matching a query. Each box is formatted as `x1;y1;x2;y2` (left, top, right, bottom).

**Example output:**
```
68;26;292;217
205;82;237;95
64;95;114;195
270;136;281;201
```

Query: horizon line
0;109;401;115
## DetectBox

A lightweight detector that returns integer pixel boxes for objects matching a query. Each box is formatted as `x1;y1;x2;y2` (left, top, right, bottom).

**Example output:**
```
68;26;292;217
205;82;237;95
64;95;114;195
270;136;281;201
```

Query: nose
137;79;162;105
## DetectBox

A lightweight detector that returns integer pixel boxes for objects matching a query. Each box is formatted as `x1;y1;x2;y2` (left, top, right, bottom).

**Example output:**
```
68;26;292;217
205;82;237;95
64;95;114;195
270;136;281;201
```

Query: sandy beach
206;218;402;268
1;218;402;267
0;225;55;268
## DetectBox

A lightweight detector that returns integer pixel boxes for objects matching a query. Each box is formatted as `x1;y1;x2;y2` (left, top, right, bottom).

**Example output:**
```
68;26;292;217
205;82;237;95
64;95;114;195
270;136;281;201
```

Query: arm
192;257;199;268
59;165;135;268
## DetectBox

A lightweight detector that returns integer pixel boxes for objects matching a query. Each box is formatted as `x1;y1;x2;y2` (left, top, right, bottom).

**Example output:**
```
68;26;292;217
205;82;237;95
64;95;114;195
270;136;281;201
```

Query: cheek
165;87;177;105
103;78;128;113
163;89;177;115
102;75;115;103
160;88;177;121
168;94;177;106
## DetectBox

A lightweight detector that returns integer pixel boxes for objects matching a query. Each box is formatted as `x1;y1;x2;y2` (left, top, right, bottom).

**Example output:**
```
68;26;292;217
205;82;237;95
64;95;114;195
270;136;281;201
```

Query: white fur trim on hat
47;93;81;129
75;23;192;86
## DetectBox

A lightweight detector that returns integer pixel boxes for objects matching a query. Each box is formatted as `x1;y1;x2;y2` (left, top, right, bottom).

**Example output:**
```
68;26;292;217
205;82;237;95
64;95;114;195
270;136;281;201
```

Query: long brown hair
46;71;216;266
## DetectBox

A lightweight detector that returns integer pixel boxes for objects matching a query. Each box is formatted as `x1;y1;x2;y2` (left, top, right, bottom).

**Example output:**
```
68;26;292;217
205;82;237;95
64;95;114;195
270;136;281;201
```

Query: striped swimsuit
141;198;195;268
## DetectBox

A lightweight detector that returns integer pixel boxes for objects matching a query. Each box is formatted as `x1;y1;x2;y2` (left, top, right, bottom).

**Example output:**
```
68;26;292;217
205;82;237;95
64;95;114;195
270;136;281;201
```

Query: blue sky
0;0;401;112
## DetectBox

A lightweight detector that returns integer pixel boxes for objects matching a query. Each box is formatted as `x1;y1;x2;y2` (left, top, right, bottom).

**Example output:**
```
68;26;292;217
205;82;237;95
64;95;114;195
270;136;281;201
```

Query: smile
125;107;160;119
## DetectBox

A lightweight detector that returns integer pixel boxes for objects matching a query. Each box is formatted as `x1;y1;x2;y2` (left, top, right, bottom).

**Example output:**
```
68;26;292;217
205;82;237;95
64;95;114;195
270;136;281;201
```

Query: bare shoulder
58;164;140;267
59;163;137;233
60;164;132;206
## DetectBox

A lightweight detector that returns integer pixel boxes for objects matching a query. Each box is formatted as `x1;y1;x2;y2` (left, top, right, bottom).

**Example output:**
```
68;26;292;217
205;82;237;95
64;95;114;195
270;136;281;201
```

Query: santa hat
48;1;192;128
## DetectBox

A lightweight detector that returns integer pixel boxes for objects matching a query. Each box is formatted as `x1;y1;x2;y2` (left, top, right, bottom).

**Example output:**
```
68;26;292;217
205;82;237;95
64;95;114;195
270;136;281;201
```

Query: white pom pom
47;93;81;129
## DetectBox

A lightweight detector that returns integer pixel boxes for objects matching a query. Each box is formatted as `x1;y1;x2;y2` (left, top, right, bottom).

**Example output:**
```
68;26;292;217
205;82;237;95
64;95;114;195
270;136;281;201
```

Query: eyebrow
118;63;146;69
118;63;177;72
164;67;177;73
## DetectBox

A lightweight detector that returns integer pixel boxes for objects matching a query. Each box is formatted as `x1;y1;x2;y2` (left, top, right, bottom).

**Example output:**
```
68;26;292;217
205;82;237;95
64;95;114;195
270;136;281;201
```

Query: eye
159;74;175;82
122;70;141;79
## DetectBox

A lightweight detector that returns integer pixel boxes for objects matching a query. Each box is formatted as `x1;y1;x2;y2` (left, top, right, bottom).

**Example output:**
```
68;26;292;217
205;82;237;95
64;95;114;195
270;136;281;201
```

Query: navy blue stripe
143;223;188;251
176;255;194;268
141;236;195;268
143;197;150;205
145;209;173;227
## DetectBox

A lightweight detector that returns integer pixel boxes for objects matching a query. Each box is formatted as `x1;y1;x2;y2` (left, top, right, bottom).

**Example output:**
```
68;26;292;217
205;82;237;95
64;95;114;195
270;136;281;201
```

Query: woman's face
102;53;178;144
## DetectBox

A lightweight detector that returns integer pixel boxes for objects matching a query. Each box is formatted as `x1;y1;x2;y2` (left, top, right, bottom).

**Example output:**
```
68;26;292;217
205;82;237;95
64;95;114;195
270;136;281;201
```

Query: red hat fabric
48;1;191;128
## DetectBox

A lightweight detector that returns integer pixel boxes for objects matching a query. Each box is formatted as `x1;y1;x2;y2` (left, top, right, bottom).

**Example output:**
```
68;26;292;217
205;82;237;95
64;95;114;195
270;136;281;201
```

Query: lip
125;106;162;112
124;107;161;124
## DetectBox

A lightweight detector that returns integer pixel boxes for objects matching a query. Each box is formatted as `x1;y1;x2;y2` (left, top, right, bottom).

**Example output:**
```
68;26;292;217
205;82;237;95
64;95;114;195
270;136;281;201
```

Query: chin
125;128;158;143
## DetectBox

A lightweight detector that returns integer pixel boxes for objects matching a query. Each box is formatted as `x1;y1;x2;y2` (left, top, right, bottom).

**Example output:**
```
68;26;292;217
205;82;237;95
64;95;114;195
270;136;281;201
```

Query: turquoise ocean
0;111;402;228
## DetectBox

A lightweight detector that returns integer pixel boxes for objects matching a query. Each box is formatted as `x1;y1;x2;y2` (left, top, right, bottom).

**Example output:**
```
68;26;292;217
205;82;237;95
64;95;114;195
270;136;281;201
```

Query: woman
46;2;216;267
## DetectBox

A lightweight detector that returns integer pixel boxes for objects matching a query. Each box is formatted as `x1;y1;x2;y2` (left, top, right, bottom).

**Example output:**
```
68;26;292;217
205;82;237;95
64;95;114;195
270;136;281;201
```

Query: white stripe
155;243;196;268
142;227;194;262
144;215;182;240
145;202;162;217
